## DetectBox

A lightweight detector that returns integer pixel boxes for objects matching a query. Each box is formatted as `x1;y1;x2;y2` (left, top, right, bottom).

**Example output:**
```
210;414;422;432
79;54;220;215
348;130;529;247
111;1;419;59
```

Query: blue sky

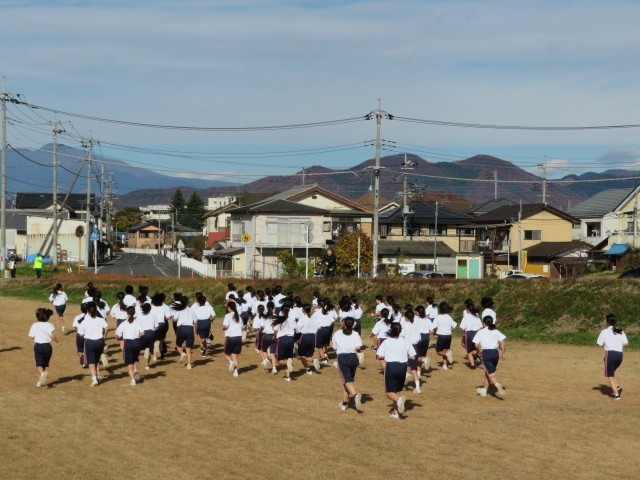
2;0;640;188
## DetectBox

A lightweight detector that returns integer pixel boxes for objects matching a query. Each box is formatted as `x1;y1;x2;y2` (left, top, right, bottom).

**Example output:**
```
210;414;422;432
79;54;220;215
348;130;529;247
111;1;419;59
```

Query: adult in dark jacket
325;249;336;276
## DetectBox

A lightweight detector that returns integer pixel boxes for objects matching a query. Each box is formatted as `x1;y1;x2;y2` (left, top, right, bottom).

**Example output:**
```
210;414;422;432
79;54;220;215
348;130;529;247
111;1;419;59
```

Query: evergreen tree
184;191;206;230
169;189;186;224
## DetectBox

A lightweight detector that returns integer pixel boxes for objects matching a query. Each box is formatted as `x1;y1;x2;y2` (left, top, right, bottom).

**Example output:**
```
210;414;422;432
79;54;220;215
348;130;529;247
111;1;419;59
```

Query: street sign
177;239;185;250
89;229;99;241
307;232;314;243
241;233;251;244
306;221;314;231
75;226;85;238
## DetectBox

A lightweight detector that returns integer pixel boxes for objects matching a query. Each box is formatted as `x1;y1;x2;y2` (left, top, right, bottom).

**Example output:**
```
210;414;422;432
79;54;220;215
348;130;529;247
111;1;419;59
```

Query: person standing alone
33;253;44;278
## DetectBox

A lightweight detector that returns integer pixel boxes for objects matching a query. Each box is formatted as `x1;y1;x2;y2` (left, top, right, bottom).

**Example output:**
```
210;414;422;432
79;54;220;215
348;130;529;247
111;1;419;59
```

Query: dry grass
1;296;639;480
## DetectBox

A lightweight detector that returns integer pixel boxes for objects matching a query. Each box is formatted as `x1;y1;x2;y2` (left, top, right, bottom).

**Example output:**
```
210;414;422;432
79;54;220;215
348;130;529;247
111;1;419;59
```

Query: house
522;240;594;278
127;220;199;251
227;184;372;278
377;239;457;276
353;192;398;216
203;201;238;247
466;198;516;217
470;203;579;276
139;204;172;222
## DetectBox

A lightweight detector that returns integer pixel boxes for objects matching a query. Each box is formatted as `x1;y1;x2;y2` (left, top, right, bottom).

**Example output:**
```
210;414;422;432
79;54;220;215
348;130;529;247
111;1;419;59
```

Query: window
379;224;388;238
266;217;311;245
586;222;601;237
428;225;447;236
524;230;541;240
457;227;474;237
231;220;245;242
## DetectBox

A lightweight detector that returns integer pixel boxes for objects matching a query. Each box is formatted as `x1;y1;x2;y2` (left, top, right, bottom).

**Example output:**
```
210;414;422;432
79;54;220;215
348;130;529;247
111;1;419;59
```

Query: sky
2;0;640;191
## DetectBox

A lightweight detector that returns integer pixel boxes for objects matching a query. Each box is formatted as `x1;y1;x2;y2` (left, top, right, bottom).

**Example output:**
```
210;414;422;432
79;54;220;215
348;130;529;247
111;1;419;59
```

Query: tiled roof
473;203;578;224
524;241;593;258
567;188;634;218
230;199;327;215
378;240;456;256
381;200;472;225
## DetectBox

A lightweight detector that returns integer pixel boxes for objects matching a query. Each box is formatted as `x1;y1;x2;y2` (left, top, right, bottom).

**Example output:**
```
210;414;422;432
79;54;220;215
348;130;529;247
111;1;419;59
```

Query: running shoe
144;348;150;361
357;352;365;365
313;358;321;372
90;378;99;387
283;377;291;382
186;364;192;370
613;394;622;401
442;364;448;370
618;386;623;395
228;361;235;373
476;387;488;397
134;370;141;382
354;393;363;411
306;369;313;375
232;369;238;377
495;383;506;399
414;386;422;394
397;396;406;414
423;357;431;370
36;381;42;388
286;358;293;372
320;359;329;366
153;341;161;358
445;350;453;364
144;365;150;370
339;402;348;411
40;371;48;387
178;352;186;364
389;411;400;420
271;368;278;375
129;379;136;386
405;373;413;383
100;353;109;367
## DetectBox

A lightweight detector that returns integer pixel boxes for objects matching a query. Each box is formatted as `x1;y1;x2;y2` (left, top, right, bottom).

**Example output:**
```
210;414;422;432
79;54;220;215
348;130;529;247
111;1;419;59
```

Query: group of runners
28;281;629;418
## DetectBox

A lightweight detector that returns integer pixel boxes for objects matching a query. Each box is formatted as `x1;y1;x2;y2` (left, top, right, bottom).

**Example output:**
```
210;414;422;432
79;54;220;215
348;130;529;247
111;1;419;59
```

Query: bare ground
1;296;638;479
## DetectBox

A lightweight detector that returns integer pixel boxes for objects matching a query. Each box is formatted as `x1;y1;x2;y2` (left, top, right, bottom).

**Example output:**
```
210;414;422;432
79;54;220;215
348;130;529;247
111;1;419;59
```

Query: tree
277;249;310;278
334;229;373;276
113;207;143;232
184;191;207;230
169;189;186;224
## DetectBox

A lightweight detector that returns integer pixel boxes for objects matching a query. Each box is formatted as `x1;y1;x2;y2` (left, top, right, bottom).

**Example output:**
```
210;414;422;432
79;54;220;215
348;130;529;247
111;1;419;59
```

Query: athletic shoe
397;396;406;414
354;393;363;411
200;353;206;358
228;361;235;373
495;383;506;399
40;371;48;386
423;357;431;370
134;370;141;382
357;352;365;365
313;358;321;372
283;377;291;382
200;348;205;355
476;387;488;397
613;394;622;401
320;359;329;366
262;359;269;369
333;361;338;369
271;368;278;375
618;386;623;395
445;351;453;363
306;369;313;375
103;345;109;354
339;402;348;411
129;379;136;386
232;369;238;377
286;358;293;372
90;378;99;387
186;364;192;370
242;331;247;341
442;364;448;370
144;348;150;361
414;386;422;394
100;353;109;367
255;348;260;354
153;341;161;358
144;365;150;370
389;411;400;420
61;326;65;334
405;373;413;383
36;381;42;388
178;352;186;364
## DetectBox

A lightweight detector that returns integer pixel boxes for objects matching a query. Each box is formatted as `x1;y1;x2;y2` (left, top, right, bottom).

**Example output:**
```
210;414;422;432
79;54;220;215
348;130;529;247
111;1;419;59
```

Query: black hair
246;286;255;297
126;306;136;323
151;293;165;307
439;301;452;314
404;310;415;323
266;301;275;318
93;292;106;310
606;314;624;335
137;294;147;304
172;296;188;311
227;283;236;292
257;290;265;300
481;296;494;309
391;304;401;315
52;283;63;295
257;304;267;318
483;315;496;330
342;317;355;335
388;322;402;338
77;303;88;323
36;307;54;322
125;285;134;295
197;294;207;306
139;285;149;296
173;291;182;302
350;295;359;309
386;295;395;305
426;296;435;306
339;297;352;313
301;304;312;316
86;301;99;318
141;303;152;315
380;308;392;326
415;305;426;318
375;294;384;302
464;299;478;316
322;300;333;316
227;301;240;322
116;292;126;310
234;291;246;304
271;305;290;328
86;287;97;299
274;285;282;294
313;290;320;299
294;296;303;308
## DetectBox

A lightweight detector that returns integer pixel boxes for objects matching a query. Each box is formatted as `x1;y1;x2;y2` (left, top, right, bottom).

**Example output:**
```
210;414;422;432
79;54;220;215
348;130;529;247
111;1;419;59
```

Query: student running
332;317;364;412
596;314;629;400
473;316;507;399
48;283;68;334
28;308;59;387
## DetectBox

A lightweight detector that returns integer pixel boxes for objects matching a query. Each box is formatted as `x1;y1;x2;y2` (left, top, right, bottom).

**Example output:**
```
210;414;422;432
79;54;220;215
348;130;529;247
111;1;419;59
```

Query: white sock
415;380;420;388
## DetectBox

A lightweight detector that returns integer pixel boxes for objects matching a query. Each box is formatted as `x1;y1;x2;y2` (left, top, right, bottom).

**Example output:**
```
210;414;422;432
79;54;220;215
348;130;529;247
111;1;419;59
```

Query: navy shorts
241;311;250;326
316;326;332;348
196;319;211;340
482;349;499;374
384;361;407;393
54;304;66;316
604;350;623;377
156;321;168;340
124;338;141;365
298;333;316;357
34;343;53;367
84;338;105;365
353;321;362;335
337;353;358;384
414;334;429;357
436;334;452;351
408;349;419;371
176;325;195;349
224;336;243;355
275;336;295;361
75;333;85;354
141;329;156;351
464;330;479;354
261;333;274;353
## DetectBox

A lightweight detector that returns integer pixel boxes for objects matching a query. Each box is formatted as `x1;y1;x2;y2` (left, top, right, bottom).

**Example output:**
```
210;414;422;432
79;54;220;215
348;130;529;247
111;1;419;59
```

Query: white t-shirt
110;303;129;321
432;314;457;335
261;316;276;335
273;316;296;338
351;306;363;320
332;330;363;355
460;311;483;332
296;314;319;335
49;291;68;306
374;303;386;315
481;308;497;324
252;299;268;316
223;312;244;337
29;322;55;343
413;316;433;335
72;313;86;330
243;293;256;311
151;304;168;325
372;320;391;339
191;303;216;321
77;315;108;340
173;308;196;327
116;319;144;341
472;328;506;350
312;310;335;328
139;312;159;331
400;321;420;345
376;337;416;363
597;326;629;352
425;304;438;320
273;293;286;306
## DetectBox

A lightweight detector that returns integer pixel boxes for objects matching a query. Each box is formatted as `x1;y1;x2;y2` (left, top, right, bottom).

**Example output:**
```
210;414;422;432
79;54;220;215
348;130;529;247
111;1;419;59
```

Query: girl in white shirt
350;296;364;335
170;296;196;370
48;283;68;334
138;303;159;370
413;305;433;372
472;316;507;398
28;308;59;387
371;308;393;351
192;294;216;357
481;296;497;324
151;293;169;359
77;302;110;387
596;314;629;400
425;297;438;322
313;300;335;366
256;302;277;368
270;305;296;381
72;304;89;368
431;302;457;370
332;317;364;412
401;310;423;393
111;293;129;353
223;301;245;377
460;299;483;368
115;307;144;386
296;304;321;375
376;322;416;419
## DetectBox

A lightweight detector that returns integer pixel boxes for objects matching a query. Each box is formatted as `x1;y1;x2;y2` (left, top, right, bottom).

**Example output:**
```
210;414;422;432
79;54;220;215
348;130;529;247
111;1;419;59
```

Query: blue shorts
408;349;419;371
75;333;85;354
384;361;407;393
298;333;316;358
156;321;168;340
482;349;499;374
337;353;358;384
196;319;211;340
604;350;623;377
84;338;105;365
436;334;452;351
464;330;479;354
176;325;195;349
414;334;429;357
54;304;66;316
34;343;52;367
124;338;141;365
141;329;156;351
316;326;332;348
275;336;294;361
224;336;243;355
261;333;274;353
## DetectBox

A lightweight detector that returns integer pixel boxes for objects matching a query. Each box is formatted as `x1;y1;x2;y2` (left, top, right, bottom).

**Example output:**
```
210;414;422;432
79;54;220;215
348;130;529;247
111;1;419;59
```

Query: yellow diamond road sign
241;233;251;244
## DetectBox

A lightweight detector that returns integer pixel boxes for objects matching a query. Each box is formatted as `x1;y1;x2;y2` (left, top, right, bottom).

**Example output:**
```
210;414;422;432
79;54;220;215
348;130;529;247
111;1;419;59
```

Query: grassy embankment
2;272;638;349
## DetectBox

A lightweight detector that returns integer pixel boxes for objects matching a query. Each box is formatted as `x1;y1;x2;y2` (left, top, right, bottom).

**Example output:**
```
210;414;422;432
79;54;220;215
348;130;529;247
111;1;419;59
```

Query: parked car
403;271;444;279
504;273;544;280
619;268;640;279
500;269;543;279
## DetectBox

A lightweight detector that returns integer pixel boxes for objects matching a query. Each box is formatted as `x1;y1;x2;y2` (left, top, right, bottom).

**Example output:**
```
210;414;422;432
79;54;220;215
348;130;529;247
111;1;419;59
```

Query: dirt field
1;296;638;480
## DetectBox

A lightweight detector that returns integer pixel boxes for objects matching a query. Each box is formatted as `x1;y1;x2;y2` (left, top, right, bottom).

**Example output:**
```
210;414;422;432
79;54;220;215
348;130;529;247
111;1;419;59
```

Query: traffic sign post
177;239;185;278
75;226;85;273
242;233;251;278
89;229;99;274
305;221;313;279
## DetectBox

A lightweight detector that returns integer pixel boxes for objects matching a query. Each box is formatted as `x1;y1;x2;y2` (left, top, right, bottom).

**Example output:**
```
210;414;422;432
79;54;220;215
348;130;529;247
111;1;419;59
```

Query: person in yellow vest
33;253;44;278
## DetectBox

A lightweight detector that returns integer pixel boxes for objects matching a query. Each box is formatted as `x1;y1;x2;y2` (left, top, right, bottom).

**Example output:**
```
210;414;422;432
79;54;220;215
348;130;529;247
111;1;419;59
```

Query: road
96;253;196;278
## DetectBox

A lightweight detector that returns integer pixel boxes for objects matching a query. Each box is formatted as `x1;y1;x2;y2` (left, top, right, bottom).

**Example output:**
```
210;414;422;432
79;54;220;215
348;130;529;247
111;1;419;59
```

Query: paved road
96;253;196;278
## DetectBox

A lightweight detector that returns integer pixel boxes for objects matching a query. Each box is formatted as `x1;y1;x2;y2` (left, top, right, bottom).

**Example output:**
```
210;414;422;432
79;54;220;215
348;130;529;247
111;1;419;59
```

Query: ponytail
388;322;402;338
483;315;496;330
227;301;240;323
606;314;624;335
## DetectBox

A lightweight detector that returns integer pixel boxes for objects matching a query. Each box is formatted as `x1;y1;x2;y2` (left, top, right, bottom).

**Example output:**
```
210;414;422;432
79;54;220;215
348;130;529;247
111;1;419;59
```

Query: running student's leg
128;364;135;381
231;353;239;372
607;376;620;396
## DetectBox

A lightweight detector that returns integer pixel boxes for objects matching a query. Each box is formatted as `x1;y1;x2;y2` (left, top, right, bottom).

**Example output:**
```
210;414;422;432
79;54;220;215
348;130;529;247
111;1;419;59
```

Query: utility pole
517;199;522;270
302;167;305;186
371;100;382;277
1;77;7;273
494;170;498;200
433;201;438;271
538;156;548;204
82;133;96;268
51;117;64;268
400;153;415;240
